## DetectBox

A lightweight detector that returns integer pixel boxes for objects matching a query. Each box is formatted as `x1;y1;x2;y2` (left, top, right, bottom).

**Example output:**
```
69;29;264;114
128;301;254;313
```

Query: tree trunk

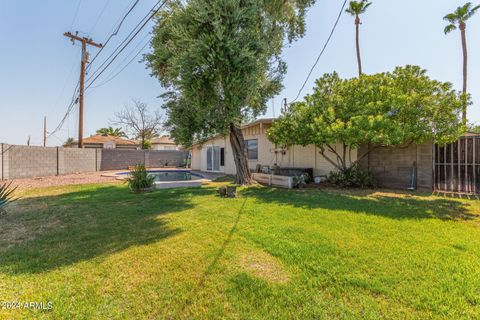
355;16;362;77
460;22;468;123
229;123;253;185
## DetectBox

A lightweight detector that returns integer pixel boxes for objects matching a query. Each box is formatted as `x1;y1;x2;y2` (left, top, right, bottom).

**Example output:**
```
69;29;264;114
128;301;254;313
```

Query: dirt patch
0;216;63;252
239;250;289;284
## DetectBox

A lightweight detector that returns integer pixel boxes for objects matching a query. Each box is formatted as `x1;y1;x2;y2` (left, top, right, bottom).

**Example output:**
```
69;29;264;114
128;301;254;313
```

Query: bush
0;181;19;214
292;173;310;188
126;164;156;193
327;165;376;189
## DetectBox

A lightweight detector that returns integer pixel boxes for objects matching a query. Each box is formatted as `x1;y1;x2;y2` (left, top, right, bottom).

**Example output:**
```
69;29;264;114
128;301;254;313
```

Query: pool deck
101;168;227;189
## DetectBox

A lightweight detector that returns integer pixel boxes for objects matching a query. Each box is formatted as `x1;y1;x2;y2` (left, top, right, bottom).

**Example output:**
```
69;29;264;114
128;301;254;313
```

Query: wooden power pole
64;32;103;148
43;116;47;147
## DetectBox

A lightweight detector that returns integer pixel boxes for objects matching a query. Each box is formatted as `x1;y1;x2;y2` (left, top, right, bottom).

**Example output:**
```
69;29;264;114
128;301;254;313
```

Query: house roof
189;118;276;148
241;118;275;129
75;134;138;146
150;135;176;145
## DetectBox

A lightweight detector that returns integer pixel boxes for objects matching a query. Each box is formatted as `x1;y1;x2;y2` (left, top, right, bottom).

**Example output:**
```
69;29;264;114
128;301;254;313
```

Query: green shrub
126;164;156;193
0;181;19;214
292;173;310;188
328;165;376;189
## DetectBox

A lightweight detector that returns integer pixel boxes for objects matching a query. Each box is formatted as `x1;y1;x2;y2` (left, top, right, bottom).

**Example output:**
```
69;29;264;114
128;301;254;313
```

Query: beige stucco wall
190;122;357;176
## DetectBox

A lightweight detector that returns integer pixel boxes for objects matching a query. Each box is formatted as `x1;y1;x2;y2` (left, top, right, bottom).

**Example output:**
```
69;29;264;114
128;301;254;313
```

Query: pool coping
101;168;212;188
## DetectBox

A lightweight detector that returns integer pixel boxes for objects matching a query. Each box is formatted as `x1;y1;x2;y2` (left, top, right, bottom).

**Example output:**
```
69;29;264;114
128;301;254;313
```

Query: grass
0;182;479;319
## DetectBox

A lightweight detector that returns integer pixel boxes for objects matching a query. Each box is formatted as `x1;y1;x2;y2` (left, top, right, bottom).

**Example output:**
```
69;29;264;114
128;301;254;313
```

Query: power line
86;0;141;72
48;0;164;141
88;0;112;34
292;0;347;102
85;0;166;89
85;0;163;85
89;37;150;89
69;0;83;30
48;0;141;140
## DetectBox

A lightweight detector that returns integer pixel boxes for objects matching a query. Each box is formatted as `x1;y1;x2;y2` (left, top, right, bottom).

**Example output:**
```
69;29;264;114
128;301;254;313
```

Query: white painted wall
190;122;357;177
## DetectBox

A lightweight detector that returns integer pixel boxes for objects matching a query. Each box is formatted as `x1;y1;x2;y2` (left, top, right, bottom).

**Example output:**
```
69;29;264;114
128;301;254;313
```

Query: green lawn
1;182;479;319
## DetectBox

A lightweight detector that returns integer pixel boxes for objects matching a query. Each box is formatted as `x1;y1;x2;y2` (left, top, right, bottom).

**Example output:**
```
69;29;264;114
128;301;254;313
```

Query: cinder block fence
358;142;433;190
0;144;187;180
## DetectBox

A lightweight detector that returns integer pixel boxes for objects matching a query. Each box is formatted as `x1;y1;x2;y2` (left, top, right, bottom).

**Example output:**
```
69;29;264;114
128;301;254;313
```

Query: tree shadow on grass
0;185;213;275
241;187;478;221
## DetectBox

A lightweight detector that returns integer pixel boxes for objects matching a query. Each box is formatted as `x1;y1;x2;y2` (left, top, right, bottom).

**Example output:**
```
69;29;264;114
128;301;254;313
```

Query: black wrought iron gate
433;135;480;194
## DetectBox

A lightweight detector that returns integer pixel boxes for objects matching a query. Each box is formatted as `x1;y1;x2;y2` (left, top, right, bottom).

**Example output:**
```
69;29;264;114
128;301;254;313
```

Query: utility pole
43;116;47;147
63;32;103;148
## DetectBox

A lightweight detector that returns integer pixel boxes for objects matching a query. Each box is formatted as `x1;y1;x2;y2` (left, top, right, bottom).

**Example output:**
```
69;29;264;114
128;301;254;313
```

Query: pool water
118;170;203;182
149;171;202;182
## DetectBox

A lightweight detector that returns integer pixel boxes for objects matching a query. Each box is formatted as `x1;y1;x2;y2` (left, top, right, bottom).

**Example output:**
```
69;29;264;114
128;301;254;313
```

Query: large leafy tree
268;66;465;172
444;2;480;123
147;0;314;184
346;0;372;77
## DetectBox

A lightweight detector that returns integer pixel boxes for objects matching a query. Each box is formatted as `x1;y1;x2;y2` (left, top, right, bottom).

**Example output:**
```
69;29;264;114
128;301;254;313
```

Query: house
150;135;181;151
189;118;356;177
65;134;139;150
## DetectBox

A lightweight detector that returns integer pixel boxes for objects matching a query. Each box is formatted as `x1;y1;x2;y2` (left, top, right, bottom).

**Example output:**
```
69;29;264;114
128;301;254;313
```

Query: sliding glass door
206;146;221;171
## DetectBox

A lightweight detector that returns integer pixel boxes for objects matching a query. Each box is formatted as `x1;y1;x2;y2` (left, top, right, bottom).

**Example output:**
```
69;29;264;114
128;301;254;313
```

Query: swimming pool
118;170;204;182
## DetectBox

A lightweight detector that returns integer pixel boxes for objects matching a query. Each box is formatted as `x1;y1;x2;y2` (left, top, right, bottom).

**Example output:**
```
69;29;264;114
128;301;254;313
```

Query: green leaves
268;66;465;169
345;0;372;17
0;181;19;212
147;0;314;147
443;2;480;28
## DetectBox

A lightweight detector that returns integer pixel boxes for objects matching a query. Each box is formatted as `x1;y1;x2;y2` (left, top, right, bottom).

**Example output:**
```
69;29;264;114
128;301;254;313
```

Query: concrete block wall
99;149;146;171
148;150;187;167
6;145;58;179
358;142;433;190
0;144;187;180
60;148;97;175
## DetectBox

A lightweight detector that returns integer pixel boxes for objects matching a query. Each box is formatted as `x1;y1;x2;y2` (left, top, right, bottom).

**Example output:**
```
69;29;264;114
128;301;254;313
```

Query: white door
206;146;220;171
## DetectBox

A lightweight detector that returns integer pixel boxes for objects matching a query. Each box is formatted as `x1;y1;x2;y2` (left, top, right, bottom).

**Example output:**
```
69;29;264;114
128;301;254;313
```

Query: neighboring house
189;118;356;176
65;134;139;150
151;135;181;151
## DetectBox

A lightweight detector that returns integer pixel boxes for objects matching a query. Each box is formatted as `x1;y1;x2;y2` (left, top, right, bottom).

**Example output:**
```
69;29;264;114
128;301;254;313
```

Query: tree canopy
96;127;126;137
444;2;480;34
147;0;314;184
268;65;466;172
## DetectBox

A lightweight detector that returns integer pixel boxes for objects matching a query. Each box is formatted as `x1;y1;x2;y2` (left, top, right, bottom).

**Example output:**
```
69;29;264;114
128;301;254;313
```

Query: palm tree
96;127;126;137
444;2;480;123
346;0;372;77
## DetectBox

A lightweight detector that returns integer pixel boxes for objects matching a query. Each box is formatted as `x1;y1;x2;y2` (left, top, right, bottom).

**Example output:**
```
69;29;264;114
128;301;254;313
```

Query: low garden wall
0;144;187;180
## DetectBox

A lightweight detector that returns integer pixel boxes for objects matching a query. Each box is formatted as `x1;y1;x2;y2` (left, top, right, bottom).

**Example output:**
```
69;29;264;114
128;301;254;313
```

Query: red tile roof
77;135;138;145
150;135;176;145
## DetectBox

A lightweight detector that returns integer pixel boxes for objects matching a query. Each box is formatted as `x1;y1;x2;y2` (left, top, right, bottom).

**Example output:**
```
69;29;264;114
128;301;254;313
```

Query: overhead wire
291;0;348;103
85;0;166;90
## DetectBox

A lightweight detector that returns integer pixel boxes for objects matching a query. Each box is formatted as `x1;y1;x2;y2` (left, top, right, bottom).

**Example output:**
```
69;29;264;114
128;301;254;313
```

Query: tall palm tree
346;0;372;77
444;2;480;123
96;127;126;137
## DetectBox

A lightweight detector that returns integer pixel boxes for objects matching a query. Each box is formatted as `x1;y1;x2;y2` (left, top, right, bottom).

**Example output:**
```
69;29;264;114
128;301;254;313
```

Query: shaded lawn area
0;183;479;319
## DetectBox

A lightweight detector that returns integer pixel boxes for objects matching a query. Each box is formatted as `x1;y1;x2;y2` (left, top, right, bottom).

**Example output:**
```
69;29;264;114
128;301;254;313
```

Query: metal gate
433;135;480;194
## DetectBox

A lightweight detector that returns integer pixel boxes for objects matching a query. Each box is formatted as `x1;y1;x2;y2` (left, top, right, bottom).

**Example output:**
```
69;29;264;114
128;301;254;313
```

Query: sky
1;0;480;146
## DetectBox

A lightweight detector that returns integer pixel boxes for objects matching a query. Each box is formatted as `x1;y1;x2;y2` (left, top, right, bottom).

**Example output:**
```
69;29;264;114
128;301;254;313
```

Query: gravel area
10;171;122;190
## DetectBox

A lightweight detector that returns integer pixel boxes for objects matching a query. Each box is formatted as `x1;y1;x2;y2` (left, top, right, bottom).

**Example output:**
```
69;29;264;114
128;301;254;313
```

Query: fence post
56;147;59;176
144;150;150;168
